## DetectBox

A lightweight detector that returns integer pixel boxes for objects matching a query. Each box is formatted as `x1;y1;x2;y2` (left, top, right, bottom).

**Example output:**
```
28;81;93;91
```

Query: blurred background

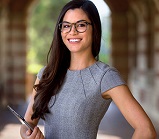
0;0;159;138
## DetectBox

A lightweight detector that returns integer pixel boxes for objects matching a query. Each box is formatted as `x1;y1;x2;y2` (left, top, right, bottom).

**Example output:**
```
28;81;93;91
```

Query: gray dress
37;61;125;139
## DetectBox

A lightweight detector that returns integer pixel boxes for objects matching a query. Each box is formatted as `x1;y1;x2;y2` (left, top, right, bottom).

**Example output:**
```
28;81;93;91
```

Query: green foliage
27;0;69;73
99;16;111;64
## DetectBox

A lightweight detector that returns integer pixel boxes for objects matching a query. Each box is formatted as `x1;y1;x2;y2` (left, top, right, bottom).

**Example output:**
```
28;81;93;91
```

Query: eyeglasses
58;20;92;33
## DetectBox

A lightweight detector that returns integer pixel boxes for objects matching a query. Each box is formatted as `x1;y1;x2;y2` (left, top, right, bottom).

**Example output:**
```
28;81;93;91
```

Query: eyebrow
61;20;89;24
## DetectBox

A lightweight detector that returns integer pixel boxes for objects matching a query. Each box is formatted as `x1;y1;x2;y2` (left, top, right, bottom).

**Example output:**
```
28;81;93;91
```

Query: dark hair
31;0;102;120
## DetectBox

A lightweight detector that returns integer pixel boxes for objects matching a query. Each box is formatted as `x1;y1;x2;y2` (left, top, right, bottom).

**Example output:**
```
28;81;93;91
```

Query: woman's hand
21;124;44;139
26;127;44;139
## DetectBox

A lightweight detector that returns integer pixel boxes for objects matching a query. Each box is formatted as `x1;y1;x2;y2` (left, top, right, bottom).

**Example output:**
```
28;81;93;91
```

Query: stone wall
105;0;159;127
0;6;8;105
0;0;36;105
128;0;159;126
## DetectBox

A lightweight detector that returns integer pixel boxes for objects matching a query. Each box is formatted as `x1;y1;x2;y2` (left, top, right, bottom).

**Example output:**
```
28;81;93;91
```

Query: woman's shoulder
37;66;46;80
96;61;126;93
94;61;124;80
94;61;115;73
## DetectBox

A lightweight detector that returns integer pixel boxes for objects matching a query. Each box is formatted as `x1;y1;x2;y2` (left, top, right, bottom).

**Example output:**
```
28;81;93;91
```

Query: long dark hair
31;0;102;120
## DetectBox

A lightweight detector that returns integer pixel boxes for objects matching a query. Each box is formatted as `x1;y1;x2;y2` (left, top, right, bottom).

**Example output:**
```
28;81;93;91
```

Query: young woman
20;0;156;139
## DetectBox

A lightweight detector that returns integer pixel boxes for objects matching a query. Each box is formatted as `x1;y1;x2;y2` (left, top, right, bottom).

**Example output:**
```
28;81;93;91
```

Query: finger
29;126;39;138
36;128;44;139
35;128;42;139
26;129;32;136
35;132;40;139
39;131;45;139
38;131;42;139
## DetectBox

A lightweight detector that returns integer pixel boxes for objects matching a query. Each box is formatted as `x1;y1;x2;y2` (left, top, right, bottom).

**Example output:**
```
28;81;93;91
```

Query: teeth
69;39;80;42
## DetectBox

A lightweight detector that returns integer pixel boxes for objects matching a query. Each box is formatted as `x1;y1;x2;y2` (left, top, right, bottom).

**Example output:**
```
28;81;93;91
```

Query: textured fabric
37;61;126;139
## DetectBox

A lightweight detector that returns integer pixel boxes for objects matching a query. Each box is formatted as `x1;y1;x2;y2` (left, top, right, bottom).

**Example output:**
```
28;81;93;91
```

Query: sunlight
91;0;110;17
0;124;122;139
97;133;122;139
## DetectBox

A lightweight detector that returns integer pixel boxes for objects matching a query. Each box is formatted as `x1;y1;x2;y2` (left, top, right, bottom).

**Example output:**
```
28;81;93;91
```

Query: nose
69;24;77;35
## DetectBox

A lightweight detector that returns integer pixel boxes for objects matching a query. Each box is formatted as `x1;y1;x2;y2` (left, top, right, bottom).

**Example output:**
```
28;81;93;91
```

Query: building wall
0;0;36;105
105;0;159;127
0;6;8;105
107;0;159;126
129;0;159;126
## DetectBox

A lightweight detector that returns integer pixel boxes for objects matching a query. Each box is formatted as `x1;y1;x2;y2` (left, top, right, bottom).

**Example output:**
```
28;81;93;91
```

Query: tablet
7;105;34;131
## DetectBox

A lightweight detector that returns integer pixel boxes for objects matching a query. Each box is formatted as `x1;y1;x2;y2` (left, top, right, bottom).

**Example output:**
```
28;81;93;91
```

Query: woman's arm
102;85;157;139
20;78;44;139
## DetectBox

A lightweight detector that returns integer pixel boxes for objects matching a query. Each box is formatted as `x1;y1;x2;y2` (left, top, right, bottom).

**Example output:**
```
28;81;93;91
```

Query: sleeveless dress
37;61;125;139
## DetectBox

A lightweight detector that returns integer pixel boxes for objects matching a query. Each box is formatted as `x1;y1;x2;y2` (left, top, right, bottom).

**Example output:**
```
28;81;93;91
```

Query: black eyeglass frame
58;20;92;33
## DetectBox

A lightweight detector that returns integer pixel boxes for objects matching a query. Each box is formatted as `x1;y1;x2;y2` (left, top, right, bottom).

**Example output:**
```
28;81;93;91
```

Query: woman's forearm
132;127;157;139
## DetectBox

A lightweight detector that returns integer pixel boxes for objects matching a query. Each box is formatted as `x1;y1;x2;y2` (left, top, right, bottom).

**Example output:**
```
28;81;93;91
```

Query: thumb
26;129;32;136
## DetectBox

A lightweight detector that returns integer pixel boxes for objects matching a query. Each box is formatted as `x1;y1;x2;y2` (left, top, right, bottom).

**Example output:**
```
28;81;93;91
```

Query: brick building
0;0;159;127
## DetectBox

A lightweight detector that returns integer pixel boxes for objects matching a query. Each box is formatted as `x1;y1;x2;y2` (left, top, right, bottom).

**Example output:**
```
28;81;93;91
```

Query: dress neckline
68;61;99;72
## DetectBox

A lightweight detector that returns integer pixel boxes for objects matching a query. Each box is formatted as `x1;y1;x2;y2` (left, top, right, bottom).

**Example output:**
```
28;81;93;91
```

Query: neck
69;53;96;70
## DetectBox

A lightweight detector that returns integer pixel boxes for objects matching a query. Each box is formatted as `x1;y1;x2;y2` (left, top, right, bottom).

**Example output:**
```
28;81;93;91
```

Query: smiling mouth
68;39;82;42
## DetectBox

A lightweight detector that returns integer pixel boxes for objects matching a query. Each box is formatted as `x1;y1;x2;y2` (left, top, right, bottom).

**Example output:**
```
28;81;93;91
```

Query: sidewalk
0;102;158;139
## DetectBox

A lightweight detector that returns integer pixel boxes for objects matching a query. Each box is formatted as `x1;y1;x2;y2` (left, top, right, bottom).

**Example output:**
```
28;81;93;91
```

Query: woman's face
61;8;93;56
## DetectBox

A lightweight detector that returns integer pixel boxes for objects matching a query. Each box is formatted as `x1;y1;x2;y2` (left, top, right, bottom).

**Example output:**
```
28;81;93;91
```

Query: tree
27;0;69;73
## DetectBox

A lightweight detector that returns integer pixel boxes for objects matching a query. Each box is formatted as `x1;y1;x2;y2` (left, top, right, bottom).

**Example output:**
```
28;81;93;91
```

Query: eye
77;23;86;27
62;24;71;29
